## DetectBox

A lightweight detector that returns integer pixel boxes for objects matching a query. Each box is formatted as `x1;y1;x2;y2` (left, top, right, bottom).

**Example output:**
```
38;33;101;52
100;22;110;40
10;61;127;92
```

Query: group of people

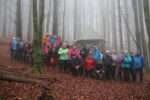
10;34;145;82
9;37;33;64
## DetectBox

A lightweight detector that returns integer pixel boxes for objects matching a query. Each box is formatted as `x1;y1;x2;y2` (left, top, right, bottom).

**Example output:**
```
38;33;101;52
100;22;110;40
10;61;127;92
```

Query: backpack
134;56;142;69
124;56;132;64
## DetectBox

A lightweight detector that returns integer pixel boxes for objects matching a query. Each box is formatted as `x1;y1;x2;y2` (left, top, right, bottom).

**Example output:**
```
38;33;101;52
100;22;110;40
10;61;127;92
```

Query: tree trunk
16;0;22;39
32;0;45;73
52;0;58;35
143;0;150;52
132;0;142;50
2;0;7;39
112;0;117;50
124;0;131;51
118;0;124;50
46;0;51;33
27;0;33;42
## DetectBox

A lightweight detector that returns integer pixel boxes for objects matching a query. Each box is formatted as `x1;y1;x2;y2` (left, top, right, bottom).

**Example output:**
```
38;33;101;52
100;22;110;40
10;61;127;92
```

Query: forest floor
0;43;150;100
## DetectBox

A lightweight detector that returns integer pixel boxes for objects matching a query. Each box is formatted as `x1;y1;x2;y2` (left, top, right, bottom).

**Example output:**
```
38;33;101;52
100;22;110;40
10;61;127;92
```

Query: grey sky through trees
0;0;149;52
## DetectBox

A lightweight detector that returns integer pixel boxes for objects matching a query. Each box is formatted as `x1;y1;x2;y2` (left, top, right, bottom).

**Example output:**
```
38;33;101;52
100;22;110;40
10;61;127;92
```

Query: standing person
11;37;18;60
80;45;89;60
58;43;69;72
92;46;104;79
116;51;125;80
84;51;96;78
122;52;132;81
69;44;83;76
132;52;144;82
49;34;61;66
111;50;118;80
130;51;135;81
103;50;113;80
42;43;50;65
27;43;33;65
18;39;24;62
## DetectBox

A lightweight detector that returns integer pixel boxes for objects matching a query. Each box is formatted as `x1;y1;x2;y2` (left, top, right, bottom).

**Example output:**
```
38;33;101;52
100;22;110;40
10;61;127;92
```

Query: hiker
92;46;104;79
80;45;89;60
25;43;33;64
23;42;29;63
121;52;132;81
50;47;59;67
103;50;113;80
69;44;83;76
49;34;57;48
10;37;18;60
111;50;118;80
56;35;62;48
132;52;144;82
42;43;51;65
49;34;61;66
116;51;125;80
58;43;69;72
42;34;50;46
17;39;24;61
84;50;96;78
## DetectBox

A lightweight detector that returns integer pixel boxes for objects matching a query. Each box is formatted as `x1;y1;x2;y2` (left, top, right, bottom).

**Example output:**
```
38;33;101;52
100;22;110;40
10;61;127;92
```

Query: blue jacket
12;40;18;50
49;35;57;45
132;55;144;69
92;49;103;61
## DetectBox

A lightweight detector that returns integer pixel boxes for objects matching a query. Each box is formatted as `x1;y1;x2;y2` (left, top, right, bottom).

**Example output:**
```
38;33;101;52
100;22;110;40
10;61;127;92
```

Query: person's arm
141;56;145;68
58;48;63;54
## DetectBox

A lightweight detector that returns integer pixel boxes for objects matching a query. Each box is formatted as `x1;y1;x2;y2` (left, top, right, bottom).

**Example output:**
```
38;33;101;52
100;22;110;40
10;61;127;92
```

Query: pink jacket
43;46;49;55
69;48;81;59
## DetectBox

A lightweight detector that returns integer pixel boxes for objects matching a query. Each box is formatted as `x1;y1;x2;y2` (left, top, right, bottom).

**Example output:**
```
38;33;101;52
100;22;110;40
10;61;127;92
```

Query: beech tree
32;0;45;73
16;0;22;39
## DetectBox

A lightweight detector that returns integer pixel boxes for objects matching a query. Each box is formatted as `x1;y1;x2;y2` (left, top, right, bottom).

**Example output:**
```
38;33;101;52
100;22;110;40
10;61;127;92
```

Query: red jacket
84;56;96;71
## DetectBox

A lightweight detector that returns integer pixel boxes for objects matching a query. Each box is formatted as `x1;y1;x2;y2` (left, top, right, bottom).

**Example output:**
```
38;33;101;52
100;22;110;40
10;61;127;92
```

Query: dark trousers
12;49;17;60
95;63;105;79
122;68;130;81
104;65;113;80
85;69;94;78
115;65;122;80
70;58;82;76
111;65;116;79
132;68;143;82
59;60;69;72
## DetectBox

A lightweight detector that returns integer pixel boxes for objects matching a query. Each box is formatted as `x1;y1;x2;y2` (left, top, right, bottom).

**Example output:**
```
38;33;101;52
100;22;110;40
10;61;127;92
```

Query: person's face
62;44;66;48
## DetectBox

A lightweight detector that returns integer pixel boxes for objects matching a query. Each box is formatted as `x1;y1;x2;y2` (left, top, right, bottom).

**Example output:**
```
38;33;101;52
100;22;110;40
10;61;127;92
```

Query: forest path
0;43;149;100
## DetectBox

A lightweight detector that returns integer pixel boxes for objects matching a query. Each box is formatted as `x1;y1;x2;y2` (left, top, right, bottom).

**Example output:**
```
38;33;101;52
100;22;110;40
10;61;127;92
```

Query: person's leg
104;66;109;80
112;65;116;79
108;66;111;79
134;69;138;82
59;60;64;71
132;69;136;82
139;68;143;82
63;60;68;72
85;70;89;78
124;68;130;81
127;68;130;81
122;68;126;81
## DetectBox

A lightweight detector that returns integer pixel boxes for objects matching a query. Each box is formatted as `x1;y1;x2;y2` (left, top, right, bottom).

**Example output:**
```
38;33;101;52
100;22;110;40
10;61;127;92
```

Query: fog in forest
0;0;150;66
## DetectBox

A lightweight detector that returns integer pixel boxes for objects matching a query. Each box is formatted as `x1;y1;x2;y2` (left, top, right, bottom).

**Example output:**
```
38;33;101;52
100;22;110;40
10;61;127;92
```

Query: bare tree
16;0;22;39
118;0;123;50
112;0;117;50
46;0;52;33
32;0;45;73
27;0;33;42
52;0;58;35
2;0;7;38
143;0;150;52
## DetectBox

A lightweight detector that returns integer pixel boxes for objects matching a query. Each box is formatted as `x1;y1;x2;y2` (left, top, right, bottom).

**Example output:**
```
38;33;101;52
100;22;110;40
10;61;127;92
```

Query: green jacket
58;48;69;60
